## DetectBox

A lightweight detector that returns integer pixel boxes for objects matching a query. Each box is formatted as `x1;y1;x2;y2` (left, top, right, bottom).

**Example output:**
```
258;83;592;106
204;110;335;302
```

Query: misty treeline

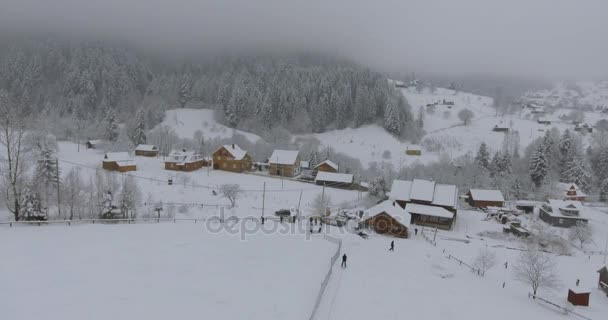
0;37;418;142
368;126;608;203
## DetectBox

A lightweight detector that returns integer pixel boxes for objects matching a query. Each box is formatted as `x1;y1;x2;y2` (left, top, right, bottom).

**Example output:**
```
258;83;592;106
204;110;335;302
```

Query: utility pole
433;226;438;243
261;182;266;219
297;189;303;213
56;158;62;219
321;183;326;216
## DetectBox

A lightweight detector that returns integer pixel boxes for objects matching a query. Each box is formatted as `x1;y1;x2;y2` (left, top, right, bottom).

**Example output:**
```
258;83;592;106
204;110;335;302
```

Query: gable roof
389;180;412;201
433;184;459;207
269;150;299;165
363;200;411;228
215;144;248;161
410;179;436;202
315;172;353;184
87;139;102;145
544;199;585;219
405;203;454;219
104;152;132;162
315;159;338;171
166;150;202;164
468;189;505;202
135;144;157;152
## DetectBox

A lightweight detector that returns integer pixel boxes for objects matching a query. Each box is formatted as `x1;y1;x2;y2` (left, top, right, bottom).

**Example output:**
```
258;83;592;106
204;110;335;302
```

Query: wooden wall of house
411;213;453;230
270;164;298;177
469;199;504;208
363;213;408;238
135;150;158;157
212;147;251;173
316;163;337;173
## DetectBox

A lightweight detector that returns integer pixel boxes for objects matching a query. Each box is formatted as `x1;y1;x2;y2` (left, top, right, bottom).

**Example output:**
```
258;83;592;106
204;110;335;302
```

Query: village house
135;144;159;157
315;171;353;189
574;123;594;133
492;125;509;132
389;179;458;230
555;182;587;201
467;189;505;208
212;144;252;173
269;150;300;177
102;152;136;172
314;159;338;173
165;150;208;172
538;199;588;228
360;200;411;238
598;266;608;295
537;117;552;125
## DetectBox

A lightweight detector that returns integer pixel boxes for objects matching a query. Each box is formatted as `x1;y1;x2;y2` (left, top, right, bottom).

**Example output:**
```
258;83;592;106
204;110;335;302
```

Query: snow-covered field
0;223;335;320
157;108;262;142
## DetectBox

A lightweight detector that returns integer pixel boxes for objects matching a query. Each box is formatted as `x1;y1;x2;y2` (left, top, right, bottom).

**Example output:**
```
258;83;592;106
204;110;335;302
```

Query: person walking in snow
280;216;283;223
389;240;394;251
504;261;508;269
414;228;418;236
318;226;322;233
576;279;580;286
341;254;347;268
261;216;265;225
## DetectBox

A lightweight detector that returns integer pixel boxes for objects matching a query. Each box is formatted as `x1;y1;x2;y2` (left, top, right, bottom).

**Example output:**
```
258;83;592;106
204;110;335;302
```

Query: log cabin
360;200;411;238
467;189;505;208
212;144;252;173
314;160;338;173
135;144;159;157
165;150;208;172
102;152;136;172
269;150;301;177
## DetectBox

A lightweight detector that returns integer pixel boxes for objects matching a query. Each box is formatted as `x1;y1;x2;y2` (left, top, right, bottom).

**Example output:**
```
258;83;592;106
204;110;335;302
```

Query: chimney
232;143;235;149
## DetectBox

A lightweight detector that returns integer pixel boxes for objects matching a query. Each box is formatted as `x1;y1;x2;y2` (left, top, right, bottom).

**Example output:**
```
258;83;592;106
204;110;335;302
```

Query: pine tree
597;147;608;182
309;149;319;169
558;130;573;179
562;148;591;193
20;185;45;221
383;101;401;135
475;142;490;170
178;79;191;108
500;151;512;174
33;145;60;212
529;143;548;188
103;106;119;142
541;131;554;166
225;97;239;128
490;152;502;177
511;179;524;200
130;109;146;145
257;93;273;129
600;178;608;202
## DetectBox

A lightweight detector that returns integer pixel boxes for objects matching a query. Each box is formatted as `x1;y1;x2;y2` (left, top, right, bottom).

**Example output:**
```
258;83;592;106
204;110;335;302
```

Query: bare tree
311;192;332;216
0;90;30;221
62;167;85;220
568;221;592;249
220;184;241;208
513;248;560;296
473;247;497;276
458;108;474;125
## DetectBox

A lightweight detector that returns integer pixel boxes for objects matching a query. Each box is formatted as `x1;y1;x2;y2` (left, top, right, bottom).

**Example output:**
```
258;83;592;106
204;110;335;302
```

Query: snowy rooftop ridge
104;152;133;162
364;200;411;227
315;172;353;184
269;150;299;165
389;179;458;208
220;144;248;161
544;199;585;219
410;179;436;202
405;203;454;219
166;150;202;164
135;144;157;151
315;160;338;171
468;189;505;202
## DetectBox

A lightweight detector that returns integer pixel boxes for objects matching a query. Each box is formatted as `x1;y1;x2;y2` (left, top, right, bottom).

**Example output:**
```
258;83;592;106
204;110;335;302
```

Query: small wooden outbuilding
269;150;301;177
598;266;608;295
467;189;505;208
492;125;509;132
405;146;422;156
102;152;136;172
568;288;590;306
314;160;338;173
212;144;252;173
135;144;159;157
165;150;208;172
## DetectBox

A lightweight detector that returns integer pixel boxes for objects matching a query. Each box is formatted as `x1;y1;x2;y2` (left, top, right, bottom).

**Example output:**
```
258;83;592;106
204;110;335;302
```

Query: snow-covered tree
33;143;59;213
475;142;490;170
601;178;608;202
513;247;560;296
130;109;146;145
103;106;119;142
473;247;497;276
311;192;332;216
568;221;592;249
368;176;387;197
257;93;273;129
20;185;45;221
383;101;401;135
562;148;591;193
220;184;241;208
529;143;548;188
62;167;84;220
458;108;474;125
178;78;191;108
309;149;319;169
510;179;524;200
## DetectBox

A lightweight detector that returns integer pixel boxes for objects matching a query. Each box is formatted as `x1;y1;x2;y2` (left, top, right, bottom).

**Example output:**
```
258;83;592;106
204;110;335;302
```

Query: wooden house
360;200;411;238
492;125;509;132
389;179;458;230
212;144;252;173
102;152;136;172
539;199;587;228
269;150;301;177
165;150;208;172
574;123;594;133
568;288;590;306
135;144;159;157
315;172;353;189
314;160;338;173
467;189;505;208
555;182;587;201
405;145;422;156
537;118;552;125
598;266;608;295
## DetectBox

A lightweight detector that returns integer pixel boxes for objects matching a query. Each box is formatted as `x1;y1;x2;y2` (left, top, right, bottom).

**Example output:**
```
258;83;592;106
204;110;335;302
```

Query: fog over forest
1;0;607;79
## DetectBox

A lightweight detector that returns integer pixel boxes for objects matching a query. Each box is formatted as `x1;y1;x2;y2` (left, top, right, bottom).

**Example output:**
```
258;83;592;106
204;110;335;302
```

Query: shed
405;203;455;230
269;150;301;177
514;200;537;213
361;200;411;238
492;125;509;132
405;145;422;156
567;288;590;306
314;160;338;173
103;152;136;172
315;171;354;189
467;189;505;208
135;144;159;157
165;150;208;172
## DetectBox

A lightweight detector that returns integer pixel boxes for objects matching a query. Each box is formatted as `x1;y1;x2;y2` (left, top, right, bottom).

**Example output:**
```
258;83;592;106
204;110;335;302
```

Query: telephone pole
297;189;303;213
56;158;61;218
261;182;266;218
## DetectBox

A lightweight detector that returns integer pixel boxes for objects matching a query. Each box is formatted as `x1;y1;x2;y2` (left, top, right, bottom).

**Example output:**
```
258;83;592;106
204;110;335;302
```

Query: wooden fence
528;292;592;320
446;254;482;276
308;235;342;320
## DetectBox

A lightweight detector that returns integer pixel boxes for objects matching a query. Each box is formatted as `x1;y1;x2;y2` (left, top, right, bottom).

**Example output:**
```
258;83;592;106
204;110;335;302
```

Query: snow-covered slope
157;108;262;142
523;81;608;109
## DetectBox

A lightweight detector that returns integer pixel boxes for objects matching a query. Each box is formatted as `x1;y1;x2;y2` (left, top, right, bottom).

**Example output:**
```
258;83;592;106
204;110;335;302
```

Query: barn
315;172;353;189
102;152;136;172
314;160;338;173
360;200;411;238
165;150;208;172
135;144;159;157
212;144;252;173
467;189;505;208
538;199;587;228
269;150;301;177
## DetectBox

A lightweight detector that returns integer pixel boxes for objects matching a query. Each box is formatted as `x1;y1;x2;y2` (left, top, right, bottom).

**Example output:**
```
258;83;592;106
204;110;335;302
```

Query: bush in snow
473;247;497;276
457;108;474;125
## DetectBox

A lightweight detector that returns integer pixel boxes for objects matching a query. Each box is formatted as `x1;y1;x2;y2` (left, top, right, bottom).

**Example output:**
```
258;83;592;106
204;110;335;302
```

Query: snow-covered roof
543;199;585;219
406;145;422;150
87;139;102;145
166;150;202;164
555;182;587;197
116;161;135;167
104;152;132;162
315;160;338;171
269;150;299;165
300;161;310;168
363;200;411;228
389;180;412;201
315;172;353;184
218;144;248;161
405;203;454;219
433;184;459;207
135;144;157;151
468;189;505;202
410;179;436;202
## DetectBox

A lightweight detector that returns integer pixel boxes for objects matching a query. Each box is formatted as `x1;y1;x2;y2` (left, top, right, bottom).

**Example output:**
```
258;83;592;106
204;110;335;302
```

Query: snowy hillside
157;108;262;142
523;81;608;109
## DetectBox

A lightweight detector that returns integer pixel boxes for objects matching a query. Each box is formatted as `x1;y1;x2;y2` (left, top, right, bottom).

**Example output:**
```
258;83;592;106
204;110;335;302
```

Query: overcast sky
1;0;607;79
